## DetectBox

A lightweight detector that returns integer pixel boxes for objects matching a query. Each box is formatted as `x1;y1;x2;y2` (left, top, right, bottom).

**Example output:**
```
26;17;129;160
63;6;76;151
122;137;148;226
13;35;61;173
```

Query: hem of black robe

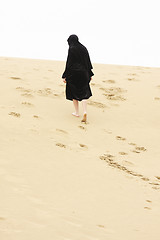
66;96;92;101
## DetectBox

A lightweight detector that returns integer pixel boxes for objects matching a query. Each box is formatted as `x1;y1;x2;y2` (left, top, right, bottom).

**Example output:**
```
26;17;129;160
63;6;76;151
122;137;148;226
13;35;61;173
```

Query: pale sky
0;0;160;67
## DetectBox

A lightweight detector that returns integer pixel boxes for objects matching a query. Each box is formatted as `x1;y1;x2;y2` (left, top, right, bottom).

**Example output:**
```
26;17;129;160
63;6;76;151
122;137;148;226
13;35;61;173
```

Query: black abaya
62;35;94;101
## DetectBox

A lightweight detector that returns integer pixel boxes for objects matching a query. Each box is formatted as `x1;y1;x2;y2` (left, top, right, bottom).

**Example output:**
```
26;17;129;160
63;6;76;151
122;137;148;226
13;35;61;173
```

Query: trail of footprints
9;112;21;118
53;128;155;191
100;135;160;190
10;73;132;118
56;142;88;150
8;81;63;118
92;78;127;103
87;79;127;110
16;86;62;98
100;87;126;101
55;128;88;151
9;75;160;189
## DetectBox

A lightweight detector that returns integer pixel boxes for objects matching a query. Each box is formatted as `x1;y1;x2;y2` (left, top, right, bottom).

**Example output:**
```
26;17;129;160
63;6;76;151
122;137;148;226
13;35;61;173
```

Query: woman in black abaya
62;34;94;122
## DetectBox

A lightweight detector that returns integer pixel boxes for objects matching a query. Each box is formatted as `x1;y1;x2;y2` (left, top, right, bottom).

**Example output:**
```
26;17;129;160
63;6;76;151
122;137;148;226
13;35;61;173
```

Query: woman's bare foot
81;113;87;123
72;112;79;117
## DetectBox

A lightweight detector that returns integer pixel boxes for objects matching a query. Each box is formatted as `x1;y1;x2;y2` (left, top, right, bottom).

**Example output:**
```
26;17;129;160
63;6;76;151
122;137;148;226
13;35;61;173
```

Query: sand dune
0;57;160;239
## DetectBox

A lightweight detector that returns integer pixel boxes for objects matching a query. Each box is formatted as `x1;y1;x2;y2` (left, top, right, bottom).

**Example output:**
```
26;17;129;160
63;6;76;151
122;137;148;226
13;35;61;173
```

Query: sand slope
0;57;160;240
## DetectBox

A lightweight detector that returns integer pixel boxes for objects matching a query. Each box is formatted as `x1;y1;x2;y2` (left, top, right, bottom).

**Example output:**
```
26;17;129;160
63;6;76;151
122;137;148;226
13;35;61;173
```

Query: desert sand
0;57;160;240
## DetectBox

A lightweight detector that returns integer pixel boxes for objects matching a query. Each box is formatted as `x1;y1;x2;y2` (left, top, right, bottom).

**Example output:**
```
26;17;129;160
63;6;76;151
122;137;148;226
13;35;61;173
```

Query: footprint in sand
33;115;39;118
141;177;150;182
90;83;100;87
97;224;105;228
102;80;116;84
128;73;137;76
132;150;141;154
16;87;24;90
88;100;107;108
119;152;128;155
56;143;66;148
106;94;126;101
154;97;160;101
21;93;34;98
149;182;160;186
21;102;34;107
79;144;88;149
9;112;21;118
132;146;147;153
146;200;152;203
127;78;136;81
155;176;160;181
100;87;126;93
144;207;151;210
0;217;6;221
135;146;147;151
116;136;126;141
10;76;21;80
78;125;86;130
128;142;137;146
152;186;160;190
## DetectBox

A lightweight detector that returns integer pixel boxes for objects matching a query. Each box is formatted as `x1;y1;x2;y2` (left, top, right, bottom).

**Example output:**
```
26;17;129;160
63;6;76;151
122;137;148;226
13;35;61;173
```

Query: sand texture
0;57;160;239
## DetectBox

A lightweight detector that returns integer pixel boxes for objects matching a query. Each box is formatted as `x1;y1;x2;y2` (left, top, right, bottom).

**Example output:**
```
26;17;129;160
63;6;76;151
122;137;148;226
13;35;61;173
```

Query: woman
62;34;94;123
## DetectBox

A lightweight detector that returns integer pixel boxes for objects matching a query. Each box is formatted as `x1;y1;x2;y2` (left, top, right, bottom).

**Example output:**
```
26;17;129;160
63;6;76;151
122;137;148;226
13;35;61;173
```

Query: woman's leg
82;99;87;114
81;99;87;122
72;99;79;116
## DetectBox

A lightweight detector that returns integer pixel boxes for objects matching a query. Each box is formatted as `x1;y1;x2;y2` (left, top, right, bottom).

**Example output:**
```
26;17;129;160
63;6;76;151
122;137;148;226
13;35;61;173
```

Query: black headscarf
62;34;94;79
67;34;79;46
